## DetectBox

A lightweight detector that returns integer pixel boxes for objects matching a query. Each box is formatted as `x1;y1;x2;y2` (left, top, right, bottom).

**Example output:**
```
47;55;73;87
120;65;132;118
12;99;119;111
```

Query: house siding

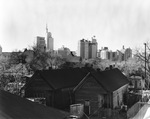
112;84;128;108
75;75;106;114
54;88;73;110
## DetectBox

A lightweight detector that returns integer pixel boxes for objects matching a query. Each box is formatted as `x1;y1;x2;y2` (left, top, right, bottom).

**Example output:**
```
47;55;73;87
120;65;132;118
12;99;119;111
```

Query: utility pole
144;43;147;88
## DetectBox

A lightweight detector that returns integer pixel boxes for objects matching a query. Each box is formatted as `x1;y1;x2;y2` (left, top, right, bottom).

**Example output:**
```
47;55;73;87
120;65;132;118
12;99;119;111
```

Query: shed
74;68;129;113
24;68;89;110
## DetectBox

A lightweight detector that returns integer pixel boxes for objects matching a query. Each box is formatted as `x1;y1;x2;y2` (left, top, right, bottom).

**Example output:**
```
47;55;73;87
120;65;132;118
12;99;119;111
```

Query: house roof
0;90;69;119
25;68;128;92
40;68;89;89
73;72;107;94
25;68;89;90
92;68;129;92
24;70;54;91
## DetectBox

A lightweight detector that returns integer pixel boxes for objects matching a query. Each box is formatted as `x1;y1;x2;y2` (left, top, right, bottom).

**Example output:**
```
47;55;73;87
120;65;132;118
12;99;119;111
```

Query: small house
74;68;129;114
24;68;129;115
23;68;89;110
99;68;129;109
129;75;145;89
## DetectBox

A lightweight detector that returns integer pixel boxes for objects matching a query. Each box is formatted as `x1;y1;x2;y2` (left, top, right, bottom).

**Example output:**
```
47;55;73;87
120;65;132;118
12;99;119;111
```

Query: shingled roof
0;90;69;119
25;68;128;93
40;68;89;89
25;68;90;90
92;68;129;92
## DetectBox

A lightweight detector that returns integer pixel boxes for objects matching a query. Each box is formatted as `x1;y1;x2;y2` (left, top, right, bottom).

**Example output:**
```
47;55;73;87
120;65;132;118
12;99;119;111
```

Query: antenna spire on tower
46;23;48;33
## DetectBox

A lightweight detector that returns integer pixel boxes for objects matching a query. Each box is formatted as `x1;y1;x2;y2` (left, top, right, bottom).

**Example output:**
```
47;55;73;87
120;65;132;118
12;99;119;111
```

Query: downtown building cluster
36;25;54;52
0;27;132;63
77;37;132;62
97;46;132;61
77;36;98;59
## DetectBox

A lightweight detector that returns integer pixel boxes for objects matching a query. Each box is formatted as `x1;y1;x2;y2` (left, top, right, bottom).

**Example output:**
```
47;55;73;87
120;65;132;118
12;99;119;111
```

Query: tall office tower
108;50;113;60
117;46;132;62
91;36;97;59
117;50;123;62
101;48;109;59
84;40;89;59
78;36;98;59
112;51;118;61
97;49;101;58
78;39;85;58
78;39;89;59
100;47;109;60
89;41;92;58
0;45;2;55
46;25;54;51
36;36;46;52
125;48;132;61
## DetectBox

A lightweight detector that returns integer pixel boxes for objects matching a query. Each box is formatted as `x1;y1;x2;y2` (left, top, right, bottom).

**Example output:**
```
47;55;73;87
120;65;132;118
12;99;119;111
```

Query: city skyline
0;0;150;52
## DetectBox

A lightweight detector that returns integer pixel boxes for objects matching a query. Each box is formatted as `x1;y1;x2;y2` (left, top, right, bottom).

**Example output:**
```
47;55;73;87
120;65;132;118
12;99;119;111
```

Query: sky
0;0;150;52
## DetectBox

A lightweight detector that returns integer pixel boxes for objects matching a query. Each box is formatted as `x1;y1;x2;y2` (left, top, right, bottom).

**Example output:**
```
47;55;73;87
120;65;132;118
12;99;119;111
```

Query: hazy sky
0;0;150;52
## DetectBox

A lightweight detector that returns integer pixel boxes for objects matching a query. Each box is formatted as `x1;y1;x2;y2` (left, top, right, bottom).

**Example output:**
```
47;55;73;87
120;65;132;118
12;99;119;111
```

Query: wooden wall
53;88;73;110
112;84;128;108
75;75;106;114
25;79;52;98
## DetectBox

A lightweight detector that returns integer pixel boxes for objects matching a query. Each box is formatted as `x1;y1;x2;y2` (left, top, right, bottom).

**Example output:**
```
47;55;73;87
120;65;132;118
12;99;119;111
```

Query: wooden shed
24;68;128;115
24;68;89;110
73;68;129;115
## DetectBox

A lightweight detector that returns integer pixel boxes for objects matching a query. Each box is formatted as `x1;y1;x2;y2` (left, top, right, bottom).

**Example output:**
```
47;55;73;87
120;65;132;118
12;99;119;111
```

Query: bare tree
134;41;150;87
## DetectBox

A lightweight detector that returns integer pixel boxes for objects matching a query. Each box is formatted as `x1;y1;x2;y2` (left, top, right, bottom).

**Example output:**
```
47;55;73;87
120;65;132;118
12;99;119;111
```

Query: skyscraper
77;39;86;59
0;45;2;55
46;24;54;51
84;40;89;59
100;47;109;59
77;36;97;59
117;46;132;62
36;36;46;52
125;48;132;60
90;36;97;59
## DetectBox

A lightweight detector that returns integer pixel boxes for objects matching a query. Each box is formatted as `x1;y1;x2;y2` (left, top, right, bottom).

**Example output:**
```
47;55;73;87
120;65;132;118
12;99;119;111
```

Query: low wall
127;102;143;118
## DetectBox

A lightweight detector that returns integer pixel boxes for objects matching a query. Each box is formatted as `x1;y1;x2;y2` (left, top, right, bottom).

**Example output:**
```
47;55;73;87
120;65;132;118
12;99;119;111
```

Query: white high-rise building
46;24;54;51
100;47;109;59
